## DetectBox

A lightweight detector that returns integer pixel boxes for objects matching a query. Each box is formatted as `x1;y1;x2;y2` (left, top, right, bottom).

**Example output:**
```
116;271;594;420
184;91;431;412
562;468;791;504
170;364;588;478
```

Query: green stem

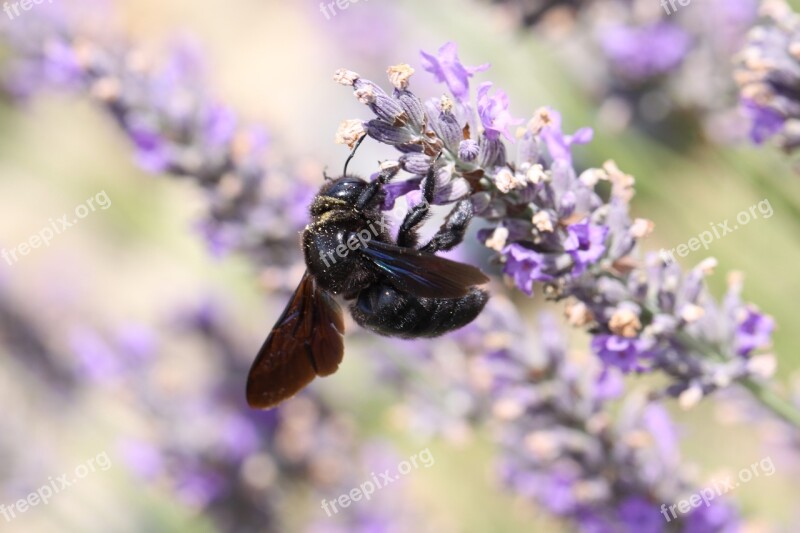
676;331;800;429
740;378;800;430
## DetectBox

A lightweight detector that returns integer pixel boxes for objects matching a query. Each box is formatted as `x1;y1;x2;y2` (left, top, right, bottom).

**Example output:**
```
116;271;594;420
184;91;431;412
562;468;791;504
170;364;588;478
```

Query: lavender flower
501;243;555;296
334;44;799;429
484;0;759;143
601;22;692;81
59;296;420;532
735;0;800;156
487;314;741;532
379;297;742;531
476;82;522;141
420;41;489;103
0;11;313;290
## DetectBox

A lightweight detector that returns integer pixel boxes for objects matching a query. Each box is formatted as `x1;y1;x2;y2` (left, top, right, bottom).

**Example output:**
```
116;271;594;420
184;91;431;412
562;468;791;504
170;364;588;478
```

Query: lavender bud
399;153;432;175
479;135;507;168
366;119;417;145
353;79;407;126
429;109;463;152
458;139;479;161
393;89;426;130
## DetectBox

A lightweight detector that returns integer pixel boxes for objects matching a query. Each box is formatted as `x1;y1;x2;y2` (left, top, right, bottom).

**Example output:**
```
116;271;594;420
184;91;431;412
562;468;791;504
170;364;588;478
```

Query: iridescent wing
246;271;344;409
360;240;489;299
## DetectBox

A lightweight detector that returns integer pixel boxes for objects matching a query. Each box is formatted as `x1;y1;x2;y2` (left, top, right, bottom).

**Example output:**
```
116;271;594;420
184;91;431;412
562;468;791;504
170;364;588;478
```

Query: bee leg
396;161;437;248
355;162;401;211
419;199;473;253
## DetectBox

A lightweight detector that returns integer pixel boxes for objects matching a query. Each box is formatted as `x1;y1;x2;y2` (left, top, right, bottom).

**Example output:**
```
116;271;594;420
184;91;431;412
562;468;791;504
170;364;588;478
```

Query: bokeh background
1;0;800;531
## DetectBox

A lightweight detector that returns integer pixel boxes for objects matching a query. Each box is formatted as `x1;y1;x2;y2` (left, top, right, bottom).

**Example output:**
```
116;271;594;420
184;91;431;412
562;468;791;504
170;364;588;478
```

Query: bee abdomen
350;283;489;338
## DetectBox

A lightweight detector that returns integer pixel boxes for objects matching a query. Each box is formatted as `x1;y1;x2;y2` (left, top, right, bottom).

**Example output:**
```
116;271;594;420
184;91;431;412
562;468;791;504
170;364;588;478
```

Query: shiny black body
246;160;490;409
302;163;488;338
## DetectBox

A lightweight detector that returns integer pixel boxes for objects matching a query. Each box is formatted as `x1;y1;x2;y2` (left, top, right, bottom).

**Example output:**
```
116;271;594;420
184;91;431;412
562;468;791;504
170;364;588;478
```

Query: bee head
318;175;368;205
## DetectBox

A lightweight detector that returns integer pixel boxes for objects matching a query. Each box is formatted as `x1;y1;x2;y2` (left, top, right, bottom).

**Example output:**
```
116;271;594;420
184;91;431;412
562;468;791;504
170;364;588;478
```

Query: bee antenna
343;135;366;176
323;167;333;181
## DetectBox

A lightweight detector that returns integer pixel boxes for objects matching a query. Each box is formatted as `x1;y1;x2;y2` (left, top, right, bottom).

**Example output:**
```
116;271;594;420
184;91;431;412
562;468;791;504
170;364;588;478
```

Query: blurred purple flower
42;40;83;86
601;23;691;81
220;413;260;460
202;103;238;147
176;471;227;508
420;41;489;102
129;127;170;174
564;220;608;275
741;99;785;144
119;439;164;481
68;327;122;381
501;243;554;296
617;497;664;533
594;368;624;401
591;335;651;373
734;307;774;357
540;108;593;165
684;500;740;533
115;323;157;360
477;82;521;141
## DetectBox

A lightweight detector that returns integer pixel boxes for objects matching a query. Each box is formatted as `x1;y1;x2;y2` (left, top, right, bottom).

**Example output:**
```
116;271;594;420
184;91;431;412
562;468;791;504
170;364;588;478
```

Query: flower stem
740;378;800;430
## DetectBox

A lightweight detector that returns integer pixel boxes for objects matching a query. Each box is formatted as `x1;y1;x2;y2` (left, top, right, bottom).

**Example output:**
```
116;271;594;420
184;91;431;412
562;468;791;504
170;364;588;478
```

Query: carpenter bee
246;142;489;409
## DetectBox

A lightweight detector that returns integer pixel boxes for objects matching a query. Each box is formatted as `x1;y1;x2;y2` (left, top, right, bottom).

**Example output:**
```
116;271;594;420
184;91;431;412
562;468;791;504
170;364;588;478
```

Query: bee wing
246;271;344;409
360;240;489;299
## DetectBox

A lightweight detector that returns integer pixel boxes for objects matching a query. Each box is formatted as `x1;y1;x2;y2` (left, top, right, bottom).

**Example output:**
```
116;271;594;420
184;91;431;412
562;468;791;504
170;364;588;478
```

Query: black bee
246;146;489;409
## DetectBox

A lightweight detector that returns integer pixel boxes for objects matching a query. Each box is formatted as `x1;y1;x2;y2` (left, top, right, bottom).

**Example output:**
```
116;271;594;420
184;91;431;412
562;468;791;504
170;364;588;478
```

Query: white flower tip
679;386;703;410
680;304;706;323
697;257;718;275
528;107;552;134
532;211;554;233
379;160;400;171
333;68;359;86
354;85;376;105
485;226;509;252
386;64;414;90
630;218;655;239
439;94;454;113
565;301;593;327
335;119;366;148
526;164;547;184
609;308;642;338
747;354;777;379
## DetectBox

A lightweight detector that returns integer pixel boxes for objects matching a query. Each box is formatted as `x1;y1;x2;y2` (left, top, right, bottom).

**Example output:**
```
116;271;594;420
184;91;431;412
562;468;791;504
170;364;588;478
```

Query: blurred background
1;0;800;531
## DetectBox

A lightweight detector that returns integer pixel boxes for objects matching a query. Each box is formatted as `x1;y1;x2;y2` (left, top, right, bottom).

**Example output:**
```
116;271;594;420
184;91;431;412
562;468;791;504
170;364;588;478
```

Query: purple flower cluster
0;9;314;289
334;43;791;423
377;296;741;532
487;314;741;533
486;0;760;142
735;0;800;155
62;296;417;531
